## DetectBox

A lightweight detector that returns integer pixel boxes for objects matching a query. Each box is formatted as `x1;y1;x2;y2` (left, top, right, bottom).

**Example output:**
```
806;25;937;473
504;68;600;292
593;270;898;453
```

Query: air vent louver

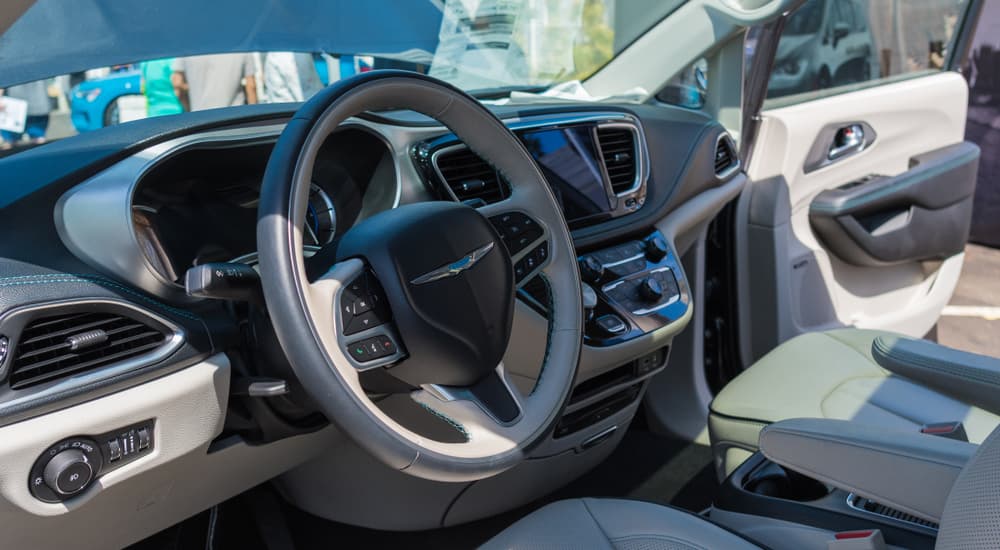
714;135;737;176
434;147;508;205
597;127;638;194
8;312;168;389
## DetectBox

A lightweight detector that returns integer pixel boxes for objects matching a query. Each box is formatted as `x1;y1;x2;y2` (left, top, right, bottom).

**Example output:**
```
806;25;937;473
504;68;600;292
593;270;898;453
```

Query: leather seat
481;498;760;550
487;426;1000;548
708;328;1000;477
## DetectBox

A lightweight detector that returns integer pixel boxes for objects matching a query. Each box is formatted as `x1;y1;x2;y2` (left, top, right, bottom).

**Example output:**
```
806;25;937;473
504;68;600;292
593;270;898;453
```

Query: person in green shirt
140;58;183;116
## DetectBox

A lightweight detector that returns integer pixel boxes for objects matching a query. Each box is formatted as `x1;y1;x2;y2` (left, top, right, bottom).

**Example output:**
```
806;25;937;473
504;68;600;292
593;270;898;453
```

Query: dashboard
0;98;744;544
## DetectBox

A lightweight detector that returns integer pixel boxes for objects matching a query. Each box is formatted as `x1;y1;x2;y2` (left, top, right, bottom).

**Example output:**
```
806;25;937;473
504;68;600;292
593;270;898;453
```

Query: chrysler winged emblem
410;242;495;285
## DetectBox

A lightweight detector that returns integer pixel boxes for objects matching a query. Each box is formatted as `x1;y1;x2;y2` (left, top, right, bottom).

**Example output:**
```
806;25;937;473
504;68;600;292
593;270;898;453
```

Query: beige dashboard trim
0;353;330;549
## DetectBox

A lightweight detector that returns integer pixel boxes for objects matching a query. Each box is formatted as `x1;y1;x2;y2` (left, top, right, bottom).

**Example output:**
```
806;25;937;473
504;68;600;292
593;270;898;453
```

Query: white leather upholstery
709;329;1000;477
481;498;760;550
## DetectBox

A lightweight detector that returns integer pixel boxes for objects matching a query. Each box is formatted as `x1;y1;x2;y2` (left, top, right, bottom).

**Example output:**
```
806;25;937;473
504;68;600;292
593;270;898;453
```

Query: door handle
829;124;866;160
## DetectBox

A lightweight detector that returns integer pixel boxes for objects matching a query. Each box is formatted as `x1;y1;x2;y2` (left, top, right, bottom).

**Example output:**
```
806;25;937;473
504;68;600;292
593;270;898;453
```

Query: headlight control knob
43;448;94;496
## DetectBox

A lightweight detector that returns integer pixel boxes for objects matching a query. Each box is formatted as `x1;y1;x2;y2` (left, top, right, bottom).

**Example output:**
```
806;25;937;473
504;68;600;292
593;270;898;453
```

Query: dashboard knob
578;256;605;284
639;277;664;302
43;449;94;496
645;236;669;262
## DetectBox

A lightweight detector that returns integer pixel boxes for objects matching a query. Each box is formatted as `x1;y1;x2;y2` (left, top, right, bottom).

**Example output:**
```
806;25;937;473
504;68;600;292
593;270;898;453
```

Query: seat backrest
936;425;1000;548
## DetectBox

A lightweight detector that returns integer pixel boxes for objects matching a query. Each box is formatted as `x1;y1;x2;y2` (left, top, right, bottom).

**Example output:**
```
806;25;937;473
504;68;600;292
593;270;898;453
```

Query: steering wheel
257;71;583;482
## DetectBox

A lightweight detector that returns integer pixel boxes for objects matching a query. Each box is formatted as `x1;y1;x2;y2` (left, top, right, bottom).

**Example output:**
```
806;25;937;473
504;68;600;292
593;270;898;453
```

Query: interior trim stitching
0;275;200;320
874;337;1000;387
530;272;556;396
417;402;470;441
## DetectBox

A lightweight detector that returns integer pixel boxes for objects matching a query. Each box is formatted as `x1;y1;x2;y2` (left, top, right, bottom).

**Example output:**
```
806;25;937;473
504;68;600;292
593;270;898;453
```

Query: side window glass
763;0;969;107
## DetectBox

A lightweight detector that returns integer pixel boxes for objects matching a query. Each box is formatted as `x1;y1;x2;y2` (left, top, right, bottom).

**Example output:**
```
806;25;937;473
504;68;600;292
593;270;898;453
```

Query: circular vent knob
43;449;94;496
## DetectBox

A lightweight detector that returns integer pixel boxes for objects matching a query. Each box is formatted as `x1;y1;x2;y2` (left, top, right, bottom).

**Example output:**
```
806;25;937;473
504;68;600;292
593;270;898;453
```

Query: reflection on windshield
0;0;688;154
0;52;376;152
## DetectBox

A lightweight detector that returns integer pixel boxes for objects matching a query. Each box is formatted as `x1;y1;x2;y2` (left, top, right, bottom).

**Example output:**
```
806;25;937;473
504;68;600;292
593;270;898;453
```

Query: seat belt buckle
920;421;968;442
828;529;887;550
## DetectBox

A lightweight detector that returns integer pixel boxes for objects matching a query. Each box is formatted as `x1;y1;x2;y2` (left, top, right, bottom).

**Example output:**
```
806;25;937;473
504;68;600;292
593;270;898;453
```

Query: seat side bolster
759;418;976;524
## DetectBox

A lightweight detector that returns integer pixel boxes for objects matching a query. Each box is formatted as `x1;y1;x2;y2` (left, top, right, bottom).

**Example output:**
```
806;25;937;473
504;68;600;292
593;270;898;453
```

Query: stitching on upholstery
609;534;706;550
0;275;200;320
417;402;469;441
874;337;1000;387
580;499;615;547
530;272;556;396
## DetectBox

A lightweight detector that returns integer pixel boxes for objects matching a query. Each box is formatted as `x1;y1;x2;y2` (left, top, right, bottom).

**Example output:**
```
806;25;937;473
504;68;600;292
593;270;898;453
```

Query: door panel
809;141;979;266
738;72;973;363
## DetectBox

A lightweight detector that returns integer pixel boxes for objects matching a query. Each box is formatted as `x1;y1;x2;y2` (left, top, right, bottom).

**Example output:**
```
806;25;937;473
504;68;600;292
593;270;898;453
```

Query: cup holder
743;461;830;502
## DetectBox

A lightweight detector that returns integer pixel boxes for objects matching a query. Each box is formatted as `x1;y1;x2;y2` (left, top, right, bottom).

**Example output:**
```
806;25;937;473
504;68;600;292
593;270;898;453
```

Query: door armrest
873;335;1000;417
759;418;975;524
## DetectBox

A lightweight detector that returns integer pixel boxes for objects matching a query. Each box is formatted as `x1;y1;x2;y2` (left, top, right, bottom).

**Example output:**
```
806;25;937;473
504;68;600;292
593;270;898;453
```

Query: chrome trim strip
410;242;496;285
601;252;646;269
845;493;939;531
423;364;523;427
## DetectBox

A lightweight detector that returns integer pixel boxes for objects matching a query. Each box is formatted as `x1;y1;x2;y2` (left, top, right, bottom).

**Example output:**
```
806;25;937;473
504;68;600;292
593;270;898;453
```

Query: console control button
639;277;664;302
579;255;605;283
645;236;669;262
595;314;628;336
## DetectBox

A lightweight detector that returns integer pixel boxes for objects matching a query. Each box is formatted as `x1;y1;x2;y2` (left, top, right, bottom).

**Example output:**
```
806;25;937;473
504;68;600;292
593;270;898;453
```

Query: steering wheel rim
257;71;583;482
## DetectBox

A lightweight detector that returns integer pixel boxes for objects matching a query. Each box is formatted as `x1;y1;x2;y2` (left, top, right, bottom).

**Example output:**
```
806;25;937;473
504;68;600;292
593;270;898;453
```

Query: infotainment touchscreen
520;126;611;228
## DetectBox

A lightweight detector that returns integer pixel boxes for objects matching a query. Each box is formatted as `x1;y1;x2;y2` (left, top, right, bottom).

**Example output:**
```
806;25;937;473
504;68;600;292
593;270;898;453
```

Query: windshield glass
0;0;684;155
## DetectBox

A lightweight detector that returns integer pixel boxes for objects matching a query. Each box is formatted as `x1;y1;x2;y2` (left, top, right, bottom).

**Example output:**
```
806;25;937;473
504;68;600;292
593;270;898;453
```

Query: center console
576;230;691;346
712;453;938;550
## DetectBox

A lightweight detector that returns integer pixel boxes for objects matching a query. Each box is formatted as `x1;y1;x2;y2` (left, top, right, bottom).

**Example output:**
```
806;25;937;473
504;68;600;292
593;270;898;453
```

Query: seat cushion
709;329;1000;477
481;498;760;550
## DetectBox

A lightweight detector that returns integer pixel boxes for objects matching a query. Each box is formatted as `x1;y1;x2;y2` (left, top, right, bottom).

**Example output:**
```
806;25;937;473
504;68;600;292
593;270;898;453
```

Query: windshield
0;0;684;155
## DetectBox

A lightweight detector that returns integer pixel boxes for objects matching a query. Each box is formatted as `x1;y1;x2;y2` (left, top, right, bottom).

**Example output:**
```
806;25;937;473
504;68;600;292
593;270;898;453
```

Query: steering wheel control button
341;271;392;336
595;314;628;336
514;242;550;283
347;335;399;363
489;212;543;255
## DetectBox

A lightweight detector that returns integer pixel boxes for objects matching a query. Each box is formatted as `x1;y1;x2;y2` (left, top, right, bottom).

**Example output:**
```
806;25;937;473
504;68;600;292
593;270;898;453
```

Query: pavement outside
937;243;1000;357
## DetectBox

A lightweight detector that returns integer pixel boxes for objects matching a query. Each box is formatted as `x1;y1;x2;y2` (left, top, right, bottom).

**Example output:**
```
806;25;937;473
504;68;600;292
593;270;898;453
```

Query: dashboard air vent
714;135;738;176
8;312;168;389
434;147;508;205
597;127;638;194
